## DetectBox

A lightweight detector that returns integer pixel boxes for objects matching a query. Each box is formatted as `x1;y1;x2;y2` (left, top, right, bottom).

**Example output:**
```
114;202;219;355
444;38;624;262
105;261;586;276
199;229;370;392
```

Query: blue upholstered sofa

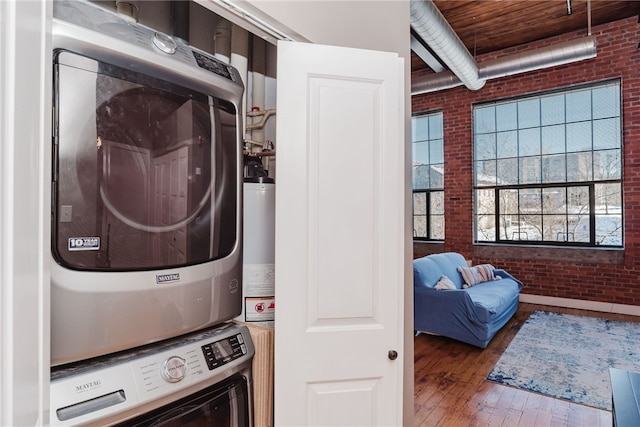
413;252;523;348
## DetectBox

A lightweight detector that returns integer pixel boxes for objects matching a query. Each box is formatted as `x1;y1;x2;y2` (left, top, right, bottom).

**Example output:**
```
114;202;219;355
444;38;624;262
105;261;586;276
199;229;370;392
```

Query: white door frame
0;1;51;425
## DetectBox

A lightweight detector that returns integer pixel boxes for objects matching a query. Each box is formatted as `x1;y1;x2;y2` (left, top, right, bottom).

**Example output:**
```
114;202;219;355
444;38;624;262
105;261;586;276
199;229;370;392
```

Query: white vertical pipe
231;24;249;139
251;35;266;149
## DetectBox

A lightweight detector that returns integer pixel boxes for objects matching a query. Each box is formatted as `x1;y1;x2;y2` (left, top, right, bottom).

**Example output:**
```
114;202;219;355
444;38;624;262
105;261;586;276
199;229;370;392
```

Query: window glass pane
568;215;590;242
429;114;443;139
518;98;540;128
413;192;426;214
413;164;430;189
476;216;495;241
593;118;620;150
413;215;427;239
413;140;429;165
519;156;541;184
544;215;568;241
430;215;444;240
430;191;445;240
496;103;517;131
497;131;518;158
519;128;541;156
430;191;444;215
499;214;515;240
541;124;565;154
566;152;592;181
566;90;591;122
476;189;495;241
541;154;566;183
475;160;497;186
543;187;566;213
595;182;622;245
519;188;541;213
430;164;444;189
595;183;622;213
567;186;589;212
412;116;429;141
541;93;565;126
592;84;620;119
499;189;519;215
519;215;542;241
593;149;621;180
477;189;495;215
429;138;444;164
475;134;496;160
475;106;496;133
413;192;427;239
497;158;518;185
596;214;622;246
566;121;592;152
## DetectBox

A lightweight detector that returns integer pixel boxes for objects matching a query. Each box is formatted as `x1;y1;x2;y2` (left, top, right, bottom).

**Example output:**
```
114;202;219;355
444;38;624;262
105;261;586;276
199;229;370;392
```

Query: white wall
0;1;51;425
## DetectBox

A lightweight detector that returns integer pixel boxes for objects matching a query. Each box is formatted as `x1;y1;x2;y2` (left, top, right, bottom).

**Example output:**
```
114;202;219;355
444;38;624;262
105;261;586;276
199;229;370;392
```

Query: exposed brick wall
412;17;640;305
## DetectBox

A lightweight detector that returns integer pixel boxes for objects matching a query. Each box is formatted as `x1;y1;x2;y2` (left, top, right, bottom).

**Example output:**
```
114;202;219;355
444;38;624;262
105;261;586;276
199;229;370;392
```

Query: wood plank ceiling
411;0;640;73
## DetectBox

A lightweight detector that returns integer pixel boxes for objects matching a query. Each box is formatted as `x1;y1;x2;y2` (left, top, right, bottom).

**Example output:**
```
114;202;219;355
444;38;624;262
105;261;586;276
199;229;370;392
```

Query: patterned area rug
487;310;640;411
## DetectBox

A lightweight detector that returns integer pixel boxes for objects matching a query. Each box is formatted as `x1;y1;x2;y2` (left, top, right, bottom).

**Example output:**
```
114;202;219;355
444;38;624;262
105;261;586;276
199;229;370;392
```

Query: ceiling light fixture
567;0;572;15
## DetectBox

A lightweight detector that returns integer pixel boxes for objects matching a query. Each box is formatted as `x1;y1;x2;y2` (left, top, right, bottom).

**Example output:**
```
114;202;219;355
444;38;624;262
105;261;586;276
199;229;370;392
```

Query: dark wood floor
414;302;640;427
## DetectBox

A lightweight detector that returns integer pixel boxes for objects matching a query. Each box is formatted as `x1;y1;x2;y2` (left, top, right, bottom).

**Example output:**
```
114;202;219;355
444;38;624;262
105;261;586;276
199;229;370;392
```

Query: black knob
388;350;398;360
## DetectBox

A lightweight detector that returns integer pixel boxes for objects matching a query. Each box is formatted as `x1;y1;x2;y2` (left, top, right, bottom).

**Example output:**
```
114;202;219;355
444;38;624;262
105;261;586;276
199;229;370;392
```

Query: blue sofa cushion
465;278;521;323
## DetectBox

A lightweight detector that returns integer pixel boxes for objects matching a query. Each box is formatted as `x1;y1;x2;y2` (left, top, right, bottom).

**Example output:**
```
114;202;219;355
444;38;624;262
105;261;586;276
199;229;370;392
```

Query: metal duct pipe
412;35;597;94
411;70;463;94
410;0;485;91
479;35;597;80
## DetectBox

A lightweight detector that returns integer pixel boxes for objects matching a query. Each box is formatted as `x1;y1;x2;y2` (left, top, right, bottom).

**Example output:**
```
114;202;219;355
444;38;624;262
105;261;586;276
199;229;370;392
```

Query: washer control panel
202;333;247;371
160;356;187;383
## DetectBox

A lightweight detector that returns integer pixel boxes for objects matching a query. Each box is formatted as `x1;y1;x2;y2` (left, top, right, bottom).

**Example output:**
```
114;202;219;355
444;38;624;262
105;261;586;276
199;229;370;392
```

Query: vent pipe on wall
410;0;598;95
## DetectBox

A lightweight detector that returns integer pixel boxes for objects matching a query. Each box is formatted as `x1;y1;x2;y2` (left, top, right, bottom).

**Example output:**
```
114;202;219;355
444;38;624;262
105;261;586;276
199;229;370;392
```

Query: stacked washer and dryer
49;1;254;425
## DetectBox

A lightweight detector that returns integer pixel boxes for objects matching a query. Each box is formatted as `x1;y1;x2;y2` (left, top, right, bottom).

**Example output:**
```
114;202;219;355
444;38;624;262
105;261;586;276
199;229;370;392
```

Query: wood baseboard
520;293;640;316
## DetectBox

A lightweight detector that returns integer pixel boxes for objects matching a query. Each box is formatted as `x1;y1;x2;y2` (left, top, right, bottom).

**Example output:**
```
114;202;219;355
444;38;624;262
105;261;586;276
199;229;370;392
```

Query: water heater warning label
68;237;100;251
245;297;275;322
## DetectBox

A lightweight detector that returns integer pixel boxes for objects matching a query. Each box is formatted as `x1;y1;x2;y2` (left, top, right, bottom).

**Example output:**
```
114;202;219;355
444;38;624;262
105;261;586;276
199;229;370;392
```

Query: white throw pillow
434;275;456;290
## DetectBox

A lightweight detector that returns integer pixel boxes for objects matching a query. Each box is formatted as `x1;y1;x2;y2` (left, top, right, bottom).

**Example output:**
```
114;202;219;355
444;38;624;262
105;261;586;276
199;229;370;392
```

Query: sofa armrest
414;286;485;327
494;269;524;290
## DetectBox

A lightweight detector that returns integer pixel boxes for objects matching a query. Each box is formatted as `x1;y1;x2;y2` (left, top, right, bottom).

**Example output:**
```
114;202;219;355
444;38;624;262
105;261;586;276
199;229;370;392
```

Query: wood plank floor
414;302;640;427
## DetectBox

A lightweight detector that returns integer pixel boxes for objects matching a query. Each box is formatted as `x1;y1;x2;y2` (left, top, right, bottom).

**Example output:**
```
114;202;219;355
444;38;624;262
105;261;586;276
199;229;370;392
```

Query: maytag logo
157;273;180;284
76;379;101;393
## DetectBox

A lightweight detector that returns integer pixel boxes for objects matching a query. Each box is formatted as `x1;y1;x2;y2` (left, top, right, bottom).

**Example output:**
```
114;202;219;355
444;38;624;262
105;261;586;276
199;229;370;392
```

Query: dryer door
119;374;250;427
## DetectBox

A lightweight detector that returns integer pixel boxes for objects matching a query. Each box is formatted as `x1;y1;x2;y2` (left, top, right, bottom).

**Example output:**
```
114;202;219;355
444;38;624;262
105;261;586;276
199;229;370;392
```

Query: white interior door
153;146;188;264
274;41;405;426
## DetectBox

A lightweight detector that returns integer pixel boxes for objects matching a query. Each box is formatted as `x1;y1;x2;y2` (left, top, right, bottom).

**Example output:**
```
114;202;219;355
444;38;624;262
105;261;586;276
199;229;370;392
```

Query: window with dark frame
412;111;444;241
473;80;622;247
